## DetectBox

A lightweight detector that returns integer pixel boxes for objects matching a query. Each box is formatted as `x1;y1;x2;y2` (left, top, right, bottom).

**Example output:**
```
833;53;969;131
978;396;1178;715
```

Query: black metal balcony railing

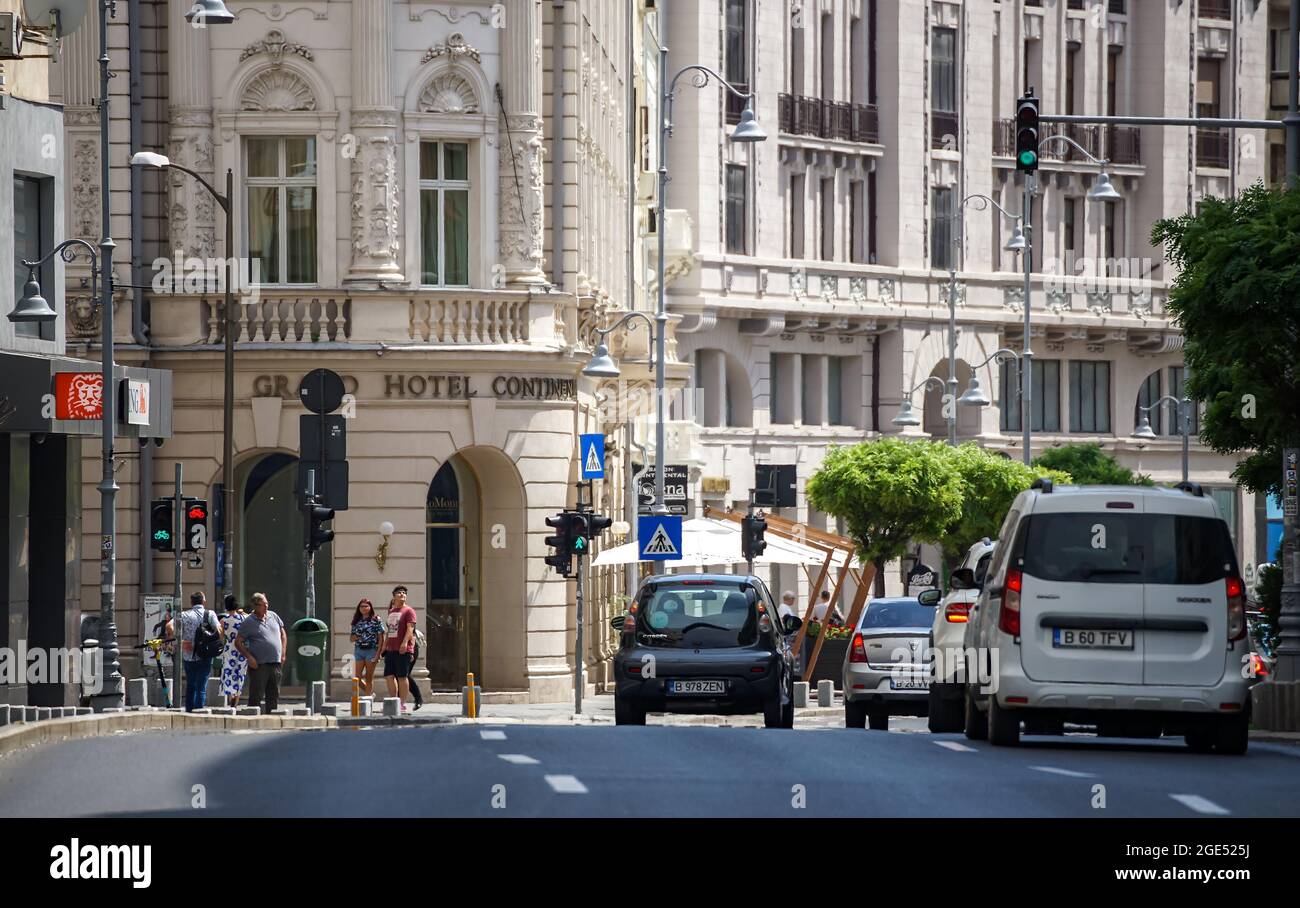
1109;0;1127;13
1198;0;1232;21
777;93;880;144
1197;127;1231;168
1106;125;1141;166
1067;0;1085;10
932;110;960;150
993;118;1142;166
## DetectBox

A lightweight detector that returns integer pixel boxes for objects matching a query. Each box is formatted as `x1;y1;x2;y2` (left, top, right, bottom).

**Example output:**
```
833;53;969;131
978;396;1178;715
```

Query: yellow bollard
351;676;360;717
464;672;479;718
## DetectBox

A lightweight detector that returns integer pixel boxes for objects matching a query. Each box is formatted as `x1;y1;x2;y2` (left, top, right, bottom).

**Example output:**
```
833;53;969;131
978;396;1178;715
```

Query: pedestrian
407;625;425;710
383;585;418;712
350;598;385;696
219;594;249;708
778;590;798;621
812;589;845;626
166;591;223;712
234;592;287;713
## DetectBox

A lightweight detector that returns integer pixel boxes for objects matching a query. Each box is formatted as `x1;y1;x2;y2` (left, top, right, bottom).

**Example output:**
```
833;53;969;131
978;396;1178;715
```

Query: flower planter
801;636;849;689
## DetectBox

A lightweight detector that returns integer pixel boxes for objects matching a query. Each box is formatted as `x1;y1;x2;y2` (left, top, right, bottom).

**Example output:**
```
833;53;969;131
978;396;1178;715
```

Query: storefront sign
907;563;938;596
634;463;689;515
55;372;103;420
124;379;150;425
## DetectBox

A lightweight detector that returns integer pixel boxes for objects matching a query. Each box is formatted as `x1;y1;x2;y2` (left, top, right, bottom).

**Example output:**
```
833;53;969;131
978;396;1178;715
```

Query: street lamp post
131;154;235;594
1132;392;1191;485
891;376;946;430
958;348;1023;436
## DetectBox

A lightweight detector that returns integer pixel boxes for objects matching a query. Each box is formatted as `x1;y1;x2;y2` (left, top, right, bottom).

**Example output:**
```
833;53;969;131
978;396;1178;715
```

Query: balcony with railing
777;93;880;144
993;119;1142;166
1108;0;1127;13
1197;128;1231;169
1198;0;1231;21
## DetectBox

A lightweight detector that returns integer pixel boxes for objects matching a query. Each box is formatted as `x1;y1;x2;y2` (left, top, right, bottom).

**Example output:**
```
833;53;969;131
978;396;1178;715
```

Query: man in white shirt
778;590;797;621
811;589;846;626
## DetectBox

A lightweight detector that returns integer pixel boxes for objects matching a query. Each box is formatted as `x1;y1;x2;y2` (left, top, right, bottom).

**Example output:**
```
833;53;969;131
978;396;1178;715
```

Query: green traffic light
1018;150;1037;167
574;537;586;551
154;529;170;541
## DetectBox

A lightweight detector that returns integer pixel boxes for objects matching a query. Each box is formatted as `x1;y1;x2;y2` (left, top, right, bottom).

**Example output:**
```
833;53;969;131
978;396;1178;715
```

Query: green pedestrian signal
573;535;586;552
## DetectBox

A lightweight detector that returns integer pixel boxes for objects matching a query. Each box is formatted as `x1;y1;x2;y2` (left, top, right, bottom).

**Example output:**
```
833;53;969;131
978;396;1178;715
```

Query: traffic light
150;499;174;552
1015;92;1040;174
567;512;590;557
586;513;613;542
545;511;574;577
304;494;335;552
183;499;208;552
741;513;768;562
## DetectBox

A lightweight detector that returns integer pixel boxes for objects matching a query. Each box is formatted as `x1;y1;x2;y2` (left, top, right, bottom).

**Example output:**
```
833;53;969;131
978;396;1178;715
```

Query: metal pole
171;462;182;710
223;167;236;594
575;539;585;715
1020;174;1034;466
947;255;958;447
1180;366;1190;485
653;44;670;574
1288;0;1300;189
90;0;124;710
305;469;317;622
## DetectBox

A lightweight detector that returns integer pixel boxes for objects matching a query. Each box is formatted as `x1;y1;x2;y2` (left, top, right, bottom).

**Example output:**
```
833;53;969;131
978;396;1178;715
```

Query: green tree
807;438;963;587
943;444;1072;565
1255;563;1282;654
1152;183;1300;496
1033;442;1152;486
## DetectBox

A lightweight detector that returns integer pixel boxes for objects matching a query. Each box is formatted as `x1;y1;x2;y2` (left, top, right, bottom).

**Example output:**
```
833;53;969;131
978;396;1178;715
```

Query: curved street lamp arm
668;63;752;101
960;193;1023;222
164;162;231;212
23;237;100;271
1137;395;1183;414
905;375;947;397
594;310;656;344
1037;133;1108;168
971;347;1022;371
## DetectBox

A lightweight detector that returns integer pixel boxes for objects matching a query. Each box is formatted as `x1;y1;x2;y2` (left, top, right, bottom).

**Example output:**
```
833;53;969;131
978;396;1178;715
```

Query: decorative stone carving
1047;289;1071;314
849;276;867;303
878;277;895;305
820;274;839;302
1086;343;1106;354
349;136;402;275
1087;291;1113;316
1003;285;1024;312
498;114;546;283
421;32;482;65
68;295;99;339
417;72;479;113
166;130;217;259
1129;290;1152;319
241;29;314;65
242;68;316;111
938;278;966;307
70;138;100;240
758;268;769;297
723;266;735;294
790;267;806;301
1046;341;1065;353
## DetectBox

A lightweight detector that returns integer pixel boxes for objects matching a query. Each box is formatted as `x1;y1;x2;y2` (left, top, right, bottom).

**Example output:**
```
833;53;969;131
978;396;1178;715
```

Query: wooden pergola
703;506;879;677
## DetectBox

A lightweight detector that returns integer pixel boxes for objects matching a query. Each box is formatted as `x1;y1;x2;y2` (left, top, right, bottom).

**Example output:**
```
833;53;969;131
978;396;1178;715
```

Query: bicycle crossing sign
638;514;682;561
579;433;605;480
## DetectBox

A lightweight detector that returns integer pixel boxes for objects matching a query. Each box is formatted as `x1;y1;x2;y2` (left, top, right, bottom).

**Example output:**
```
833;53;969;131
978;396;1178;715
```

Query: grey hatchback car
843;591;942;730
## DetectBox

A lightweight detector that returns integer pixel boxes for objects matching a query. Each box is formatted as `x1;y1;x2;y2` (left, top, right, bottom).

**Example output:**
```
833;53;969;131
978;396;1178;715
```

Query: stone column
499;0;548;286
348;0;404;282
168;1;218;261
60;0;101;340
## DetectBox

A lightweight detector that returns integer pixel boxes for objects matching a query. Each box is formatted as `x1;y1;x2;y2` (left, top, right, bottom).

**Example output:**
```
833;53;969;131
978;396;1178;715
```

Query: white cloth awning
592;517;849;568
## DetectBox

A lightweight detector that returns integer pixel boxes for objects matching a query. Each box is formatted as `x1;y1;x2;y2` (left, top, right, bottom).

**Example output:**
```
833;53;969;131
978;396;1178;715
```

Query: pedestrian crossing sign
580;433;605;479
638;514;683;561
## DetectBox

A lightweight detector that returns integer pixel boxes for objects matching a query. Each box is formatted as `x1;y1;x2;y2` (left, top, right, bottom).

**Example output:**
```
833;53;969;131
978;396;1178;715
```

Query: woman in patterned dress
219;594;249;706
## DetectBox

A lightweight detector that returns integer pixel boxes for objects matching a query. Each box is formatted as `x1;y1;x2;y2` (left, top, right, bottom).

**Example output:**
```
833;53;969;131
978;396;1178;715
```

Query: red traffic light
188;505;207;519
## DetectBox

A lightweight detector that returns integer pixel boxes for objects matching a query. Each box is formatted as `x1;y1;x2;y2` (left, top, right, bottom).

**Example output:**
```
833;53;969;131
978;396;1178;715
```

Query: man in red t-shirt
383;585;418;710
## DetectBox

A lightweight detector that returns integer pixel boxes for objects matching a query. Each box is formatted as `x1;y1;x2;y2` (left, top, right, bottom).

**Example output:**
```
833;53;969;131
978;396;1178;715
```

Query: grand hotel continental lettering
385;374;577;401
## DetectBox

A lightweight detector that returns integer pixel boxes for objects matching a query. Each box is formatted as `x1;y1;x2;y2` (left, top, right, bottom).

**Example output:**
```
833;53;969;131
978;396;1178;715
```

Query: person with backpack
167;591;224;712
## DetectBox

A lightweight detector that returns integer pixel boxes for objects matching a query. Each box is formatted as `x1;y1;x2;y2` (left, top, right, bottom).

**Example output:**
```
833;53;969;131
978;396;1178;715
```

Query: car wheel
614;697;646;726
963;686;988;741
763;693;786;729
987;697;1020;747
927;685;964;733
844;699;867;729
780;681;795;729
1184;727;1215;753
868;710;889;731
1213;713;1249;755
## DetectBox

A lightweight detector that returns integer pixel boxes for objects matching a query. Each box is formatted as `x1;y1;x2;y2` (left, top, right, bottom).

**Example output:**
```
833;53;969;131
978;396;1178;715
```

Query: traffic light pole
573;481;591;716
745;489;757;575
305;469;317;621
1020;172;1034;467
172;462;183;710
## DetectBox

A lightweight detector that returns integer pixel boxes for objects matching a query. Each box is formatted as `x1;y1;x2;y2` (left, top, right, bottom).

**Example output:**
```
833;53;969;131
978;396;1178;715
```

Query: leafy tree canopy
1033;443;1152;487
944;444;1072;564
1152;183;1300;495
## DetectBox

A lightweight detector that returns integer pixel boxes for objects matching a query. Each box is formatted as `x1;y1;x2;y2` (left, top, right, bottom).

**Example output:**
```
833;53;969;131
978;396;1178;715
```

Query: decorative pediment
242;68;317;111
421;33;482;65
417;72;479;114
240;29;314;66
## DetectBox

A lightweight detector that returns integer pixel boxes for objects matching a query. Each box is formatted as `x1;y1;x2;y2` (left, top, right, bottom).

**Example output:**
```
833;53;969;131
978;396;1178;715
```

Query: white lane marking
1029;765;1096;779
480;730;507;741
497;754;538;765
934;740;976;752
545;774;589;794
1170;794;1230;816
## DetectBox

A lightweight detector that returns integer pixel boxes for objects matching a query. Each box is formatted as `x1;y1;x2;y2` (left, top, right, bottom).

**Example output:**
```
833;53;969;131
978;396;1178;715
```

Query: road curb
1248;729;1300;745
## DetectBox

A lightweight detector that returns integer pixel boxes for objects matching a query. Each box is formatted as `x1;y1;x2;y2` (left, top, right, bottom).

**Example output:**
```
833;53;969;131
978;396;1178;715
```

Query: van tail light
1251;653;1268;679
1226;575;1247;642
945;601;971;623
999;568;1022;637
849;632;868;663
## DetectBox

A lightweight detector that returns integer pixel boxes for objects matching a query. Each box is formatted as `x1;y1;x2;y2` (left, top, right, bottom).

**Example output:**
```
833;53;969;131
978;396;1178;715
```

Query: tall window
820;177;834;260
245;136;318;284
1136;368;1162;435
1001;359;1061;432
932;27;958;148
789;172;806;258
1065;46;1078;116
14;175;53;340
419;141;470;286
850;180;866;263
725;0;749;124
726;164;748;254
1063;197;1078;264
828;356;844;425
821;12;835;99
932;186;955;270
1107;48;1119;116
1270;28;1293;111
1070;361;1112;433
1168;366;1201;437
790;17;804;96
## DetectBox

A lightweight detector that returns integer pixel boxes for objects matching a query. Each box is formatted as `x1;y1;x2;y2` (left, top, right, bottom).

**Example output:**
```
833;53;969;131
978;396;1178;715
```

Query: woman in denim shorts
349;598;386;695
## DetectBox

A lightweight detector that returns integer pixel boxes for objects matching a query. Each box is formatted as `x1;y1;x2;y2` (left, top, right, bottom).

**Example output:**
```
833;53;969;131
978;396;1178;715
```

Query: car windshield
1018;513;1237;585
637;582;757;648
860;599;934;630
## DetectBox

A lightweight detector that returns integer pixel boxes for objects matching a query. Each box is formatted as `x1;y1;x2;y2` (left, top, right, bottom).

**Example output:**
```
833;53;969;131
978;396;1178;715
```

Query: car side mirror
609;615;629;633
949;568;977;592
782;614;803;634
917;588;942;607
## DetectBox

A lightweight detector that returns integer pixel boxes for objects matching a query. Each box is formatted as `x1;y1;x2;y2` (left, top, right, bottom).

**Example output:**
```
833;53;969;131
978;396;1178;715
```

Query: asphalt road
2;720;1297;817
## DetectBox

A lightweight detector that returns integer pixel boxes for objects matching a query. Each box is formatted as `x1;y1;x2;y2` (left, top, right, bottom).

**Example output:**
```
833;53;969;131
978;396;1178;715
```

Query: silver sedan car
843;591;941;730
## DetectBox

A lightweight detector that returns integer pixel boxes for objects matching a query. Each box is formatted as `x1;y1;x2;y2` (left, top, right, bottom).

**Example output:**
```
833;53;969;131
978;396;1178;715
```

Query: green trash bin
290;617;330;684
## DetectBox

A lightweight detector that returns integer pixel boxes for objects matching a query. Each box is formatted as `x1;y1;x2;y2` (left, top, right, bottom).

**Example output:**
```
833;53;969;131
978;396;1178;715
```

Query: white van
962;480;1253;754
927;537;996;733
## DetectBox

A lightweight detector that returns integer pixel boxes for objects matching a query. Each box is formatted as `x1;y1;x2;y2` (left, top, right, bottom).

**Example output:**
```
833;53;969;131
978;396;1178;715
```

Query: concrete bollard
793;682;810;708
318;704;340;718
24;706;39;722
0;705;9;727
271;708;292;716
75;707;93;716
382;697;401;718
291;707;311;716
462;672;481;718
211;707;235;716
236;706;261;716
213;693;229;708
358;697;374;717
36;707;53;721
206;677;222;704
817;680;834;708
309;681;327;715
126;678;149;707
